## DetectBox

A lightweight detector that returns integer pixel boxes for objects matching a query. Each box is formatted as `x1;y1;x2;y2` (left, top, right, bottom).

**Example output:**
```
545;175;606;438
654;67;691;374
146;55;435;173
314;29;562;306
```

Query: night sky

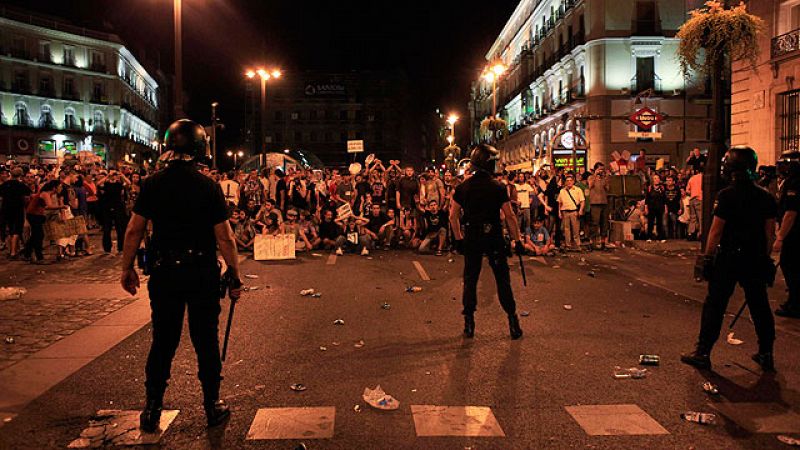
4;0;518;151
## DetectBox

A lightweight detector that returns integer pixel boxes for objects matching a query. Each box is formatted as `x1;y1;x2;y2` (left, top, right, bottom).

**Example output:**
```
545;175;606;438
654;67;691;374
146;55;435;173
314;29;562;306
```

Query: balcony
9;48;30;59
89;62;107;73
61;90;81;101
630;74;662;95
773;28;800;59
36;52;52;63
10;82;32;95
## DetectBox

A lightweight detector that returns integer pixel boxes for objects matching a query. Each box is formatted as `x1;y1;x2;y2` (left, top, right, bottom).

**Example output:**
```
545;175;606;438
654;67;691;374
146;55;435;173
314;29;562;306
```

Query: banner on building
254;234;296;261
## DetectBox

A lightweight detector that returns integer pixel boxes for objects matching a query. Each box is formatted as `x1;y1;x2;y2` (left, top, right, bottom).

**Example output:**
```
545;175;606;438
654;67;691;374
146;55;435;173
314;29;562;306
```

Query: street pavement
2;241;800;449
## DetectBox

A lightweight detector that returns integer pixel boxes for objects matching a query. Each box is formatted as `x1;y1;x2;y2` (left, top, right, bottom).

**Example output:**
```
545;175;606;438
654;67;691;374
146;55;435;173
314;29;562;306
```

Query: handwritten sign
336;203;353;219
254;234;296;261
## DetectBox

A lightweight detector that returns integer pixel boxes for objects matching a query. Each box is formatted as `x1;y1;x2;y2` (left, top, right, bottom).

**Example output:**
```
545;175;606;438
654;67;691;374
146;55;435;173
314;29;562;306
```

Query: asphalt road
2;247;800;449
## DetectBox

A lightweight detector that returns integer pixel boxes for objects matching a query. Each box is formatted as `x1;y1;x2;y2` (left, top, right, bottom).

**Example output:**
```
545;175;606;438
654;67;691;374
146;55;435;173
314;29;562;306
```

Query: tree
676;1;763;247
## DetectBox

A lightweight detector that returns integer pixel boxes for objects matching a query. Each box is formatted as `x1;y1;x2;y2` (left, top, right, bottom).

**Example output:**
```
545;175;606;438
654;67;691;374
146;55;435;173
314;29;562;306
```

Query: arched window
39;104;55;128
93;110;106;133
64;107;78;130
14;102;30;126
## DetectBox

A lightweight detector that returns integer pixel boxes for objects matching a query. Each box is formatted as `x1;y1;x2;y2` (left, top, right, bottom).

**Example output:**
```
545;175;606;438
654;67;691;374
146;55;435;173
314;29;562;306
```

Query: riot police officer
120;119;243;431
774;150;800;318
449;144;525;340
681;146;777;372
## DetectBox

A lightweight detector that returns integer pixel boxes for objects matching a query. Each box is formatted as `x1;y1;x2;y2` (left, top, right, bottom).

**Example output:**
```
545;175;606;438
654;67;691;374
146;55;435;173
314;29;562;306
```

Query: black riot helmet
722;145;758;182
777;150;800;178
469;144;500;174
164;119;208;158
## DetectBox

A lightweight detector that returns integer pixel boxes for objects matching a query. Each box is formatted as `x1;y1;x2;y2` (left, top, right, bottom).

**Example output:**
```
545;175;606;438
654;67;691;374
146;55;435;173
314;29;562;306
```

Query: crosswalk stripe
412;261;431;281
327;254;337;265
246;407;335;440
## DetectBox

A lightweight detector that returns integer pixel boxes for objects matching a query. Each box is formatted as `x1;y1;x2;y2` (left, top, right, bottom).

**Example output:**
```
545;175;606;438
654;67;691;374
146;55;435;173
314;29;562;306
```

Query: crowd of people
0;146;786;263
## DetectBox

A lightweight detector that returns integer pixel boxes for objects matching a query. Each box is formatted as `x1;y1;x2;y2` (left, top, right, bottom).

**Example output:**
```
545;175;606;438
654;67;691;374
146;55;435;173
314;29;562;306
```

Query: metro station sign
628;107;664;131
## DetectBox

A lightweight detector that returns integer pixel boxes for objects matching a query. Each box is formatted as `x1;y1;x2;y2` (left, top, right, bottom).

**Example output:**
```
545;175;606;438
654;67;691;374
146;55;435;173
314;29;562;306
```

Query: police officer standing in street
681;146;777;371
774;149;800;318
120;119;243;431
449;144;525;340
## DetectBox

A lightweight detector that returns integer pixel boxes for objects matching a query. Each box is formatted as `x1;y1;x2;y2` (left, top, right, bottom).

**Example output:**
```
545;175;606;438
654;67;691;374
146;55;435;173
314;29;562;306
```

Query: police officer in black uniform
681;146;777;371
120;119;243;431
449;144;525;340
774;150;800;318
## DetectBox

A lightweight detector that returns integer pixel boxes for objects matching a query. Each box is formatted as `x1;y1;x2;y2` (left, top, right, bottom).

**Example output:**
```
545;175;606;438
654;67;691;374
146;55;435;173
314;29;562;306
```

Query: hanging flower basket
676;1;764;74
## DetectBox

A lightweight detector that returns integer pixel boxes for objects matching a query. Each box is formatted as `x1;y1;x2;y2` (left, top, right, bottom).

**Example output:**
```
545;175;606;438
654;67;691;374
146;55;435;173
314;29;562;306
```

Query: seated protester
363;203;394;249
230;209;256;251
524;217;556;256
318;209;343;250
261;212;281;235
625;200;647;240
418;200;448;255
299;210;322;249
334;215;372;256
243;199;260;219
397;208;417;248
281;209;314;252
255;198;282;232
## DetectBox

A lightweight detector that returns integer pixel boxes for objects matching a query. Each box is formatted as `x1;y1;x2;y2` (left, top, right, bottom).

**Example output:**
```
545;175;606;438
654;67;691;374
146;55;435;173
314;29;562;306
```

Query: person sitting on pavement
318;209;343;250
254;198;282;233
363;203;394;250
299;210;322;249
524;217;556;256
418;200;448;255
334;215;372;256
281;209;314;252
229;208;256;251
397;207;418;248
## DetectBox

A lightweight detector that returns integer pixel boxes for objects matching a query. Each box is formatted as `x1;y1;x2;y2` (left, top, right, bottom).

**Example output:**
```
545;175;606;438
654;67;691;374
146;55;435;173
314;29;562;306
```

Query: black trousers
23;214;45;260
145;265;222;402
781;241;800;309
101;206;128;252
647;211;664;239
462;229;516;317
697;254;775;354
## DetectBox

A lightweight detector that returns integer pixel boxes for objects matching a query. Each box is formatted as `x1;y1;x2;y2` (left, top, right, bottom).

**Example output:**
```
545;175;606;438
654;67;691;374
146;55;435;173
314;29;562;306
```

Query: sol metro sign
628;106;664;131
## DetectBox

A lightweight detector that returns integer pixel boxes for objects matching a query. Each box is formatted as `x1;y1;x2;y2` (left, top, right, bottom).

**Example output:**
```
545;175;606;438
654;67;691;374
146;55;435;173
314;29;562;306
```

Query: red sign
628;107;664;131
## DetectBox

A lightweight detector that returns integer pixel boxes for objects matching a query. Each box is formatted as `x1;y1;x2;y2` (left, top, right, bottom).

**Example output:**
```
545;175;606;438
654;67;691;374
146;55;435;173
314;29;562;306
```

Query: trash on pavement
310;293;322;298
290;383;307;392
381;303;391;310
520;311;530;317
638;354;660;366
563;304;573;311
333;319;345;325
354;340;365;348
254;384;266;390
702;381;720;395
680;411;716;425
300;289;315;296
244;274;259;279
778;435;800;446
311;253;323;257
362;385;399;410
726;331;744;345
353;405;361;413
448;258;454;263
4;337;14;344
613;367;648;379
319;346;327;351
552;265;560;269
587;271;596;278
244;286;259;291
406;286;423;293
0;287;26;301
332;341;340;346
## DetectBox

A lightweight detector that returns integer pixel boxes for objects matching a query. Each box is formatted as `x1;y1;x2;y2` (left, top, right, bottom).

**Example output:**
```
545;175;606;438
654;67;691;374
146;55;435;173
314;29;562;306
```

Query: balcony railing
773;28;800;59
9;48;29;59
631;74;662;94
10;82;31;95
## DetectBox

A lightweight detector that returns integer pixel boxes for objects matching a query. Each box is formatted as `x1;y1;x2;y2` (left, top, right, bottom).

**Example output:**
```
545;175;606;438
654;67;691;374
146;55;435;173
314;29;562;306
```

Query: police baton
220;268;242;362
518;253;528;286
221;297;236;361
728;300;747;330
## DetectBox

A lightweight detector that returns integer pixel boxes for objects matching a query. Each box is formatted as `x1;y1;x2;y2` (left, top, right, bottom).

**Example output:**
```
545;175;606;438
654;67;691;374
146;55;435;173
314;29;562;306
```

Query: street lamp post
447;113;459;145
173;0;184;119
211;101;219;169
246;68;281;157
481;63;507;118
227;150;244;168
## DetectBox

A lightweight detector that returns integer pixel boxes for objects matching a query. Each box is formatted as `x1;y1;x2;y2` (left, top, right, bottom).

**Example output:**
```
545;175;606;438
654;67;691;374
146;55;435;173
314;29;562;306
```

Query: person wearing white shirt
557;174;585;250
514;172;535;236
219;172;240;207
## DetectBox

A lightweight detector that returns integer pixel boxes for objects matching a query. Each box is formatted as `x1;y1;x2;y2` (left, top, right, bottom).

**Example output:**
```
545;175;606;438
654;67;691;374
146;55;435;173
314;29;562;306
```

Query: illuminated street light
245;66;283;155
227;149;245;167
482;62;508;118
446;135;455;144
246;70;256;79
447;114;459;126
491;63;507;76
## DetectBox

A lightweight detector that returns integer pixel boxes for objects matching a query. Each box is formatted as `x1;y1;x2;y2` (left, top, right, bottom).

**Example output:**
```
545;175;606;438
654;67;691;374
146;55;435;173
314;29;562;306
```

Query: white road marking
327;255;337;265
413;261;431;281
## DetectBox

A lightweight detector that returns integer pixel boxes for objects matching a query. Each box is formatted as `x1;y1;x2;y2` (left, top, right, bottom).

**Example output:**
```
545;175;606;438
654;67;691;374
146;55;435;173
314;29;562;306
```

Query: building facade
470;0;709;172
249;70;415;167
0;7;159;165
731;0;800;165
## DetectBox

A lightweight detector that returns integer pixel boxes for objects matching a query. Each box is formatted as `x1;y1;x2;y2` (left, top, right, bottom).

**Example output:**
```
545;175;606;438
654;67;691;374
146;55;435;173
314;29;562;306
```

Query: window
65;107;79;130
14;103;30;126
634;0;659;35
63;77;75;98
39;105;55;128
13;71;29;93
92;82;104;102
90;51;105;71
11;37;26;58
291;112;300;120
39;75;53;96
780;90;800;152
39;42;51;62
634;57;656;92
63;140;77;153
93;110;106;133
63;46;76;66
38;140;56;155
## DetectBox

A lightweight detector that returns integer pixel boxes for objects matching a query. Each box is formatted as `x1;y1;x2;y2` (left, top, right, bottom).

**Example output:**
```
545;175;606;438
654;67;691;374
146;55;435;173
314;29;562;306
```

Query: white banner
254;234;296;261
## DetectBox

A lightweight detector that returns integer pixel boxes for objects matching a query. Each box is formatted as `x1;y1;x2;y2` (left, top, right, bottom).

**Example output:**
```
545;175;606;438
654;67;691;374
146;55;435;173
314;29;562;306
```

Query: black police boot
139;391;164;433
508;315;523;340
680;349;711;370
751;352;776;372
202;380;230;427
775;303;800;318
463;315;475;338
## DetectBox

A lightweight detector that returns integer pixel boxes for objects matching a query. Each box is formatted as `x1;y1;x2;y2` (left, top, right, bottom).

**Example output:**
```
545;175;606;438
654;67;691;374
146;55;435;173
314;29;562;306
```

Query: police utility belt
465;222;502;235
148;248;216;270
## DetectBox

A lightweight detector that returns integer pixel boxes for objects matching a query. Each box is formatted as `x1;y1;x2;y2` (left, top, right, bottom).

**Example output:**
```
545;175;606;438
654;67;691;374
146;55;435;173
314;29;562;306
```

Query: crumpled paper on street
362;385;399;410
726;331;744;345
0;287;26;301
